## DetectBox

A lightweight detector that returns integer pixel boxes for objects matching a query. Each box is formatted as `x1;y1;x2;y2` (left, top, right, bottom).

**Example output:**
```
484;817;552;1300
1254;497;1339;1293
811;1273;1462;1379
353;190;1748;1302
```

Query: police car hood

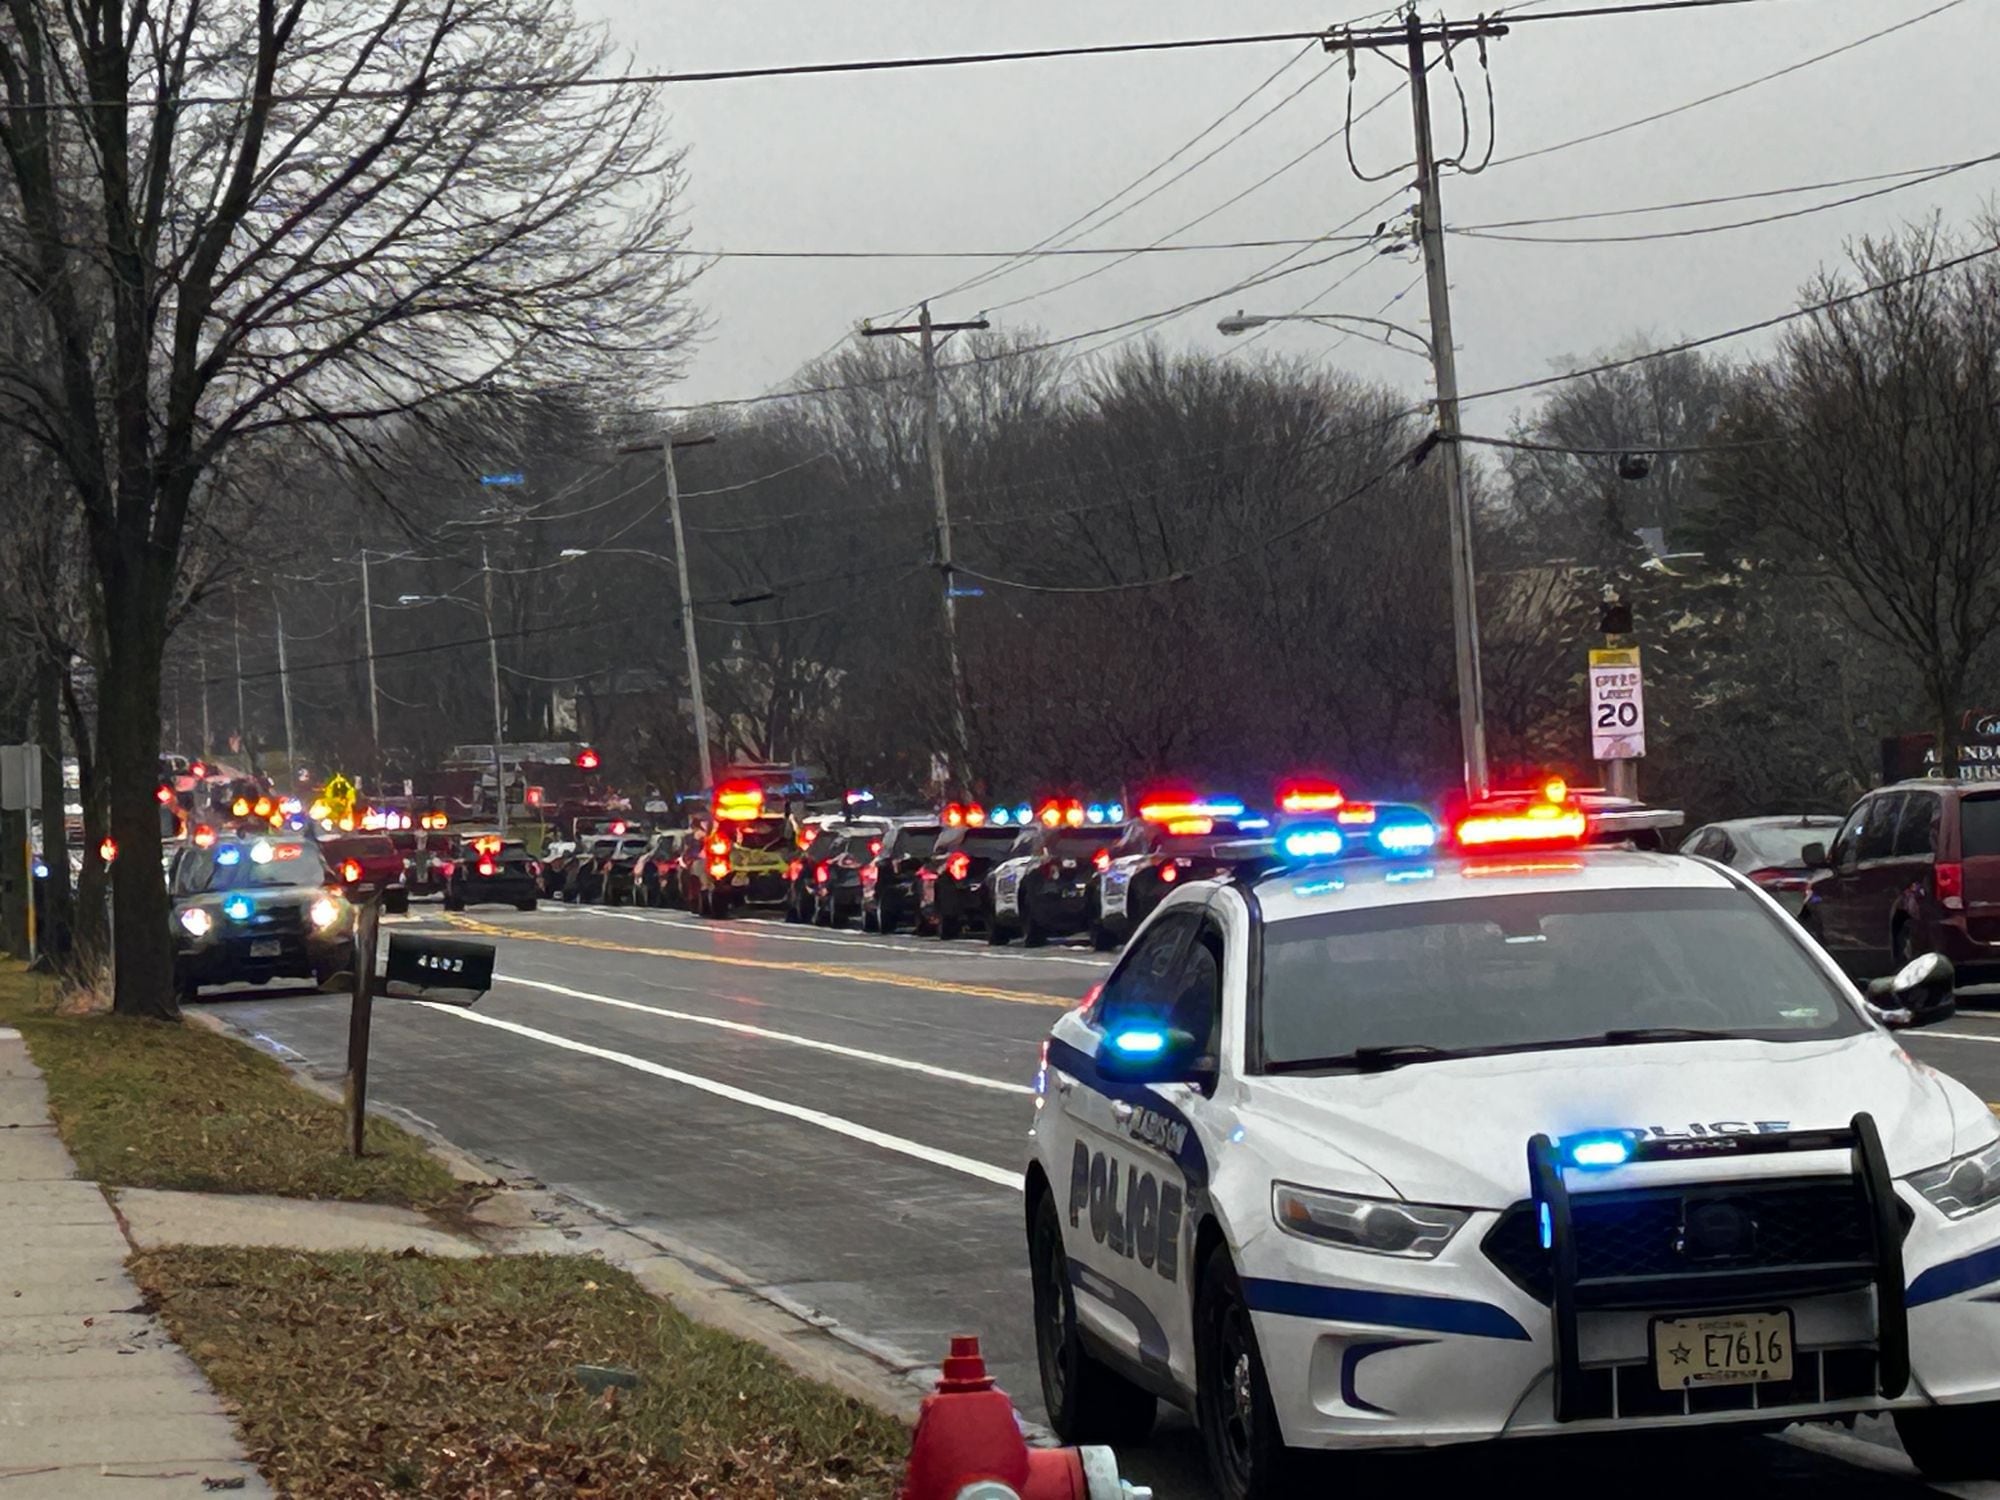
1246;1033;1965;1210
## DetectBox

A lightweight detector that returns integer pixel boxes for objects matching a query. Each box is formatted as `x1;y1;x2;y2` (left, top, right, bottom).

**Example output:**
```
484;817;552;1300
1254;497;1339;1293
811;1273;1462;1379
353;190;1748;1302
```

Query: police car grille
1482;1178;1882;1307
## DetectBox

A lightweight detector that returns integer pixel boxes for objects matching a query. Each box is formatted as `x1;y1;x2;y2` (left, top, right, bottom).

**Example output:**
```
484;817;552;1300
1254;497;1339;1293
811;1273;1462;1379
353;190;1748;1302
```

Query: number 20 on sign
1588;647;1646;761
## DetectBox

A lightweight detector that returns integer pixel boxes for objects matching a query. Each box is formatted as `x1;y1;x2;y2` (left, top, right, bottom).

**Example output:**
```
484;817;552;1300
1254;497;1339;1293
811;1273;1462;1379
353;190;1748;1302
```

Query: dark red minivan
1803;779;2000;981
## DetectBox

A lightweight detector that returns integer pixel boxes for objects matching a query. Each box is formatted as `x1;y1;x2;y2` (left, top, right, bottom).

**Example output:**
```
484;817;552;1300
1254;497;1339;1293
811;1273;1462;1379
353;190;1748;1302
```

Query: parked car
1680;814;1843;913
388;829;455;899
861;819;941;933
317;832;410;914
1803;779;2000;982
809;828;883;929
440;835;540;912
564;836;647;904
635;830;694;907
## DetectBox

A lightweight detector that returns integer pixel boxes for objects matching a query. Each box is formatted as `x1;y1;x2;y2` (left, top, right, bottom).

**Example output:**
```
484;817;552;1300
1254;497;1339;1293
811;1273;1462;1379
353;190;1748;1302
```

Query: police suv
989;800;1129;948
1025;786;2000;1498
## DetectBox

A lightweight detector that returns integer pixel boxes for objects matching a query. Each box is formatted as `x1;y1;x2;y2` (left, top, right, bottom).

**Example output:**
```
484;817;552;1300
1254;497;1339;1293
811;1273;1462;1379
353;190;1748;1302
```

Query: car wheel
442;892;464;913
939;915;962;941
1896;1402;2000;1480
385;890;410;916
172;971;200;1009
785;892;807;924
516;898;538;912
1023;909;1049;948
828;900;851;931
1196;1249;1296;1500
878;898;901;934
861;902;880;934
1091;923;1118;952
1030;1190;1157;1445
987;919;1012;946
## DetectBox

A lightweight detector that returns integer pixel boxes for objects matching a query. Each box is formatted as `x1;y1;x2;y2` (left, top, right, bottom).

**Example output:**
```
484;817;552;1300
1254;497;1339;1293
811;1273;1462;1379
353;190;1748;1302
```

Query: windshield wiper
1270;1043;1462;1075
1580;1027;1753;1047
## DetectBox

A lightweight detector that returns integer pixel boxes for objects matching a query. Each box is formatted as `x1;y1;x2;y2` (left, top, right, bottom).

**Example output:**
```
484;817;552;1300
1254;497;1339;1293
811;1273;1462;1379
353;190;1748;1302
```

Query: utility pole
618;434;718;790
274;596;297;786
862;302;989;783
481;544;507;834
232;591;248;768
197;642;212;762
359;551;382;782
1403;8;1491;799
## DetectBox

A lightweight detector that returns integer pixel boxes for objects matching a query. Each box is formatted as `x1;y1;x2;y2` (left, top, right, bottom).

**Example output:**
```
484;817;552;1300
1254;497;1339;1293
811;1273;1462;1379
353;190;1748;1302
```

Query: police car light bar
1277;779;1344;815
1453;779;1589;848
1280;827;1345;860
1140;797;1246;823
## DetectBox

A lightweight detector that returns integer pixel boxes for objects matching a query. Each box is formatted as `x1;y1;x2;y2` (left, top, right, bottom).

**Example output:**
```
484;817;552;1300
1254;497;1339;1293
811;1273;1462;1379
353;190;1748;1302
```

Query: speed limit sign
1588;647;1645;760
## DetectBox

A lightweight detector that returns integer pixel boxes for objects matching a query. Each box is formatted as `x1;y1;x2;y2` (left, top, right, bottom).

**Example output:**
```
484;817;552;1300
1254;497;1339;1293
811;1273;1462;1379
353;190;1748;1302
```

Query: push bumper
1242;1117;2000;1451
176;931;352;986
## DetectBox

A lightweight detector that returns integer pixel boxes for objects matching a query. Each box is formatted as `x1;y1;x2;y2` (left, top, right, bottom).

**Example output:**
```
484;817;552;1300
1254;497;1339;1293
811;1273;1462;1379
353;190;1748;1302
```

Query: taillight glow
869;838;882;855
1747;867;1810;893
706;833;732;859
1937;862;1965;910
946;852;971;881
815;862;832;884
341;859;363;883
1159;863;1179;884
708;857;731;880
787;858;803;880
477;857;497;877
1165;818;1212;837
192;824;216;849
1093;848;1111;873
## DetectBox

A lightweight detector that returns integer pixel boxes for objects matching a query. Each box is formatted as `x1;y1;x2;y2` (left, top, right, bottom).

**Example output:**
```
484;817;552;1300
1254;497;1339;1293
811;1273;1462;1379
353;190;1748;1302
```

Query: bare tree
1704;220;2000;774
0;0;694;1015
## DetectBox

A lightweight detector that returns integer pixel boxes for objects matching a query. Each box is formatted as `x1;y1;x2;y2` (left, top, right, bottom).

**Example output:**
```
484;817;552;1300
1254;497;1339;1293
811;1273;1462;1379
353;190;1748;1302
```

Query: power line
1455;238;2000;408
686;235;1369;262
1452;148;2000;244
1486;0;1964;168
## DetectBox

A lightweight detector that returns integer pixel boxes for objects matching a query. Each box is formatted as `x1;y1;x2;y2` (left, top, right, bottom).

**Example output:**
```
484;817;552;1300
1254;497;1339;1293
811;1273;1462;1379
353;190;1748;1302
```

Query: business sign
1882;732;2000;783
1587;647;1645;761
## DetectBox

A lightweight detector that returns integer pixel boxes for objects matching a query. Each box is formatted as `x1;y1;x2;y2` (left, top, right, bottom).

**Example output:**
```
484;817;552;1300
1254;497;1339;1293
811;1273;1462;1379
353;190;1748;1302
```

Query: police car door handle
1053;1072;1075;1096
1111;1100;1135;1124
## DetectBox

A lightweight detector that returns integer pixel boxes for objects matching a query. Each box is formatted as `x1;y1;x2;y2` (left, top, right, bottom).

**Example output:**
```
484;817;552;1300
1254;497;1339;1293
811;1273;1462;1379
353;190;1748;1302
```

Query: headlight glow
309;896;342;931
178;907;213;938
1273;1182;1469;1259
1911;1136;2000;1219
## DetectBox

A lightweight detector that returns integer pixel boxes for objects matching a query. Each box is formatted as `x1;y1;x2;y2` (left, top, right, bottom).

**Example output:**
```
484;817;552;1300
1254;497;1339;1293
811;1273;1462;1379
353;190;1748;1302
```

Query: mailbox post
343;908;495;1159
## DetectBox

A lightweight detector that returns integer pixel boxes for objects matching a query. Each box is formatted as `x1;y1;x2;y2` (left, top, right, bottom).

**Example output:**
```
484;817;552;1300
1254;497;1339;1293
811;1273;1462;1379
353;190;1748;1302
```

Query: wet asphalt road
193;900;2000;1500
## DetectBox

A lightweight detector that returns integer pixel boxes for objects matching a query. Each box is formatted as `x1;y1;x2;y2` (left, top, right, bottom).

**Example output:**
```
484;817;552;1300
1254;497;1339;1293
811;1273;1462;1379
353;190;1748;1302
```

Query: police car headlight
1910;1136;2000;1220
309;896;344;932
1273;1182;1469;1259
178;907;213;939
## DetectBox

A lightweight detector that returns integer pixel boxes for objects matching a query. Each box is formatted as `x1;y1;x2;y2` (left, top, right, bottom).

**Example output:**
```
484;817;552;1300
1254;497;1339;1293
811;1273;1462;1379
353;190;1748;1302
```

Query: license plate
249;939;281;958
731;874;749;886
1651;1310;1793;1389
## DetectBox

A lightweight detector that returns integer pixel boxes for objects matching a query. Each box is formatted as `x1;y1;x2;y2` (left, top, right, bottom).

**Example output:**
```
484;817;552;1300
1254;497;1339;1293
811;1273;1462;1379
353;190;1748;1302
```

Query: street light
1216;309;1434;361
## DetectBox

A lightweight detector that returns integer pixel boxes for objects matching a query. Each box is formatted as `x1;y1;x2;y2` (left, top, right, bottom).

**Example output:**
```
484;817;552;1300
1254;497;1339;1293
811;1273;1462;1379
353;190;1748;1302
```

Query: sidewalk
0;1026;269;1499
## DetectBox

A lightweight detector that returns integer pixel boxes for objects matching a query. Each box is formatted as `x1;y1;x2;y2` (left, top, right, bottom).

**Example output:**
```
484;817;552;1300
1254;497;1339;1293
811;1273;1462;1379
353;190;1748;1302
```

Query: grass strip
0;963;460;1208
132;1247;909;1498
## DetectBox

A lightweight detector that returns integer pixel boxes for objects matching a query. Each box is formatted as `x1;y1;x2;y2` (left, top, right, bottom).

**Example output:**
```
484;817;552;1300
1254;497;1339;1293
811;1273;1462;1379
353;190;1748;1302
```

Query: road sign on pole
1588;647;1646;761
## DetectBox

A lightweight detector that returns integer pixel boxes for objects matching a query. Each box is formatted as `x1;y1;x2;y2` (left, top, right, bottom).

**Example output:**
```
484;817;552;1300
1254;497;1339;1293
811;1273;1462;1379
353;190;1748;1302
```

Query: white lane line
414;1002;1021;1190
495;973;1033;1095
584;904;1115;968
1915;1031;2000;1045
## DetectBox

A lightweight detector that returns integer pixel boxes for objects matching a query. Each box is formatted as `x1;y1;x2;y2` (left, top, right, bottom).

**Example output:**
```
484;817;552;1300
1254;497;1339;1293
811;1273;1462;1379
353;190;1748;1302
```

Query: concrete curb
190;1005;944;1425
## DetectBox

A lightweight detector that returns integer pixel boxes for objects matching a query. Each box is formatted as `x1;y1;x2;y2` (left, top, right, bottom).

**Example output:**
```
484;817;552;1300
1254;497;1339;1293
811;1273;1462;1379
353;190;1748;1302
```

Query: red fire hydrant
899;1336;1153;1500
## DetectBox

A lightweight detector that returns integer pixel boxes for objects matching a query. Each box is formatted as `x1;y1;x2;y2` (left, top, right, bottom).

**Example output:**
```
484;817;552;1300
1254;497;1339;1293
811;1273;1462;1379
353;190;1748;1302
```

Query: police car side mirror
1097;1025;1212;1086
1800;842;1830;870
1866;952;1955;1030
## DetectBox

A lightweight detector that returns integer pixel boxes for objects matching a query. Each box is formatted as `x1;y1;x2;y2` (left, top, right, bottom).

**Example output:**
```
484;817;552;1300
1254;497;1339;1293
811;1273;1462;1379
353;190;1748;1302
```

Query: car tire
1023;909;1049;948
1091;923;1118;952
442;892;464;913
828;900;851;931
516;898;538;912
172;971;200;1009
813;899;831;927
879;899;901;934
385;890;410;916
939;915;962;941
785;893;807;924
1896;1402;2000;1480
861;903;880;933
1030;1191;1157;1445
987;920;1011;946
1195;1249;1296;1500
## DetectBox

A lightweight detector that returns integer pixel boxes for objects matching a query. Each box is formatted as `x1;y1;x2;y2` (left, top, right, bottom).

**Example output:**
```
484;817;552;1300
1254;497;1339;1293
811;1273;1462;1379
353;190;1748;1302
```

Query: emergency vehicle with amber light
1024;781;2000;1498
683;780;796;918
1090;794;1272;951
987;800;1129;948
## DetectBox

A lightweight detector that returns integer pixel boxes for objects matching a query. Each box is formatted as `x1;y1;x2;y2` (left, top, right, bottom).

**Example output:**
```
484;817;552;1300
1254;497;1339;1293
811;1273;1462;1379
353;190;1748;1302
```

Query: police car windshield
178;846;328;893
1259;888;1862;1073
952;828;1021;852
1050;833;1110;860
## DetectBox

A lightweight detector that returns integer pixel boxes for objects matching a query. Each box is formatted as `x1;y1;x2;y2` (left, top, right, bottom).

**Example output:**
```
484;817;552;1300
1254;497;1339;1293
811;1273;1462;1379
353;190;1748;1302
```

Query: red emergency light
1453;777;1588;850
1277;779;1344;815
713;781;765;822
576;747;601;771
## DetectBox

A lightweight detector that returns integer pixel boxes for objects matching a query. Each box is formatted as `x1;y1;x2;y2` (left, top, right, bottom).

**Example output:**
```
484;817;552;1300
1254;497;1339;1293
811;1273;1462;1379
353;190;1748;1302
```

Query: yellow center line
442;914;1074;1008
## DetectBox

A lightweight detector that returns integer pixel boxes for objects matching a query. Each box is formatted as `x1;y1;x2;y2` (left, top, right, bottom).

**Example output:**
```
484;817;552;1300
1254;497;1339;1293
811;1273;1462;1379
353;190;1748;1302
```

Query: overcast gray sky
576;0;1995;424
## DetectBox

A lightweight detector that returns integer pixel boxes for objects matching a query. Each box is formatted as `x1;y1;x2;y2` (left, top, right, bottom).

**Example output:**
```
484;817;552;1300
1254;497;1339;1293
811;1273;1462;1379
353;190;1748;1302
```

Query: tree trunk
32;652;74;971
61;658;109;971
101;598;176;1021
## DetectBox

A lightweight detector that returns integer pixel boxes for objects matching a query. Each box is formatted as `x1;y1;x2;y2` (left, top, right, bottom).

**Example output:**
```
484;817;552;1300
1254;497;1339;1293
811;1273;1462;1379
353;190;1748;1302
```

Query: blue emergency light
990;807;1012;826
1375;819;1439;855
1280;827;1346;861
1564;1133;1634;1170
1086;803;1107;824
1109;1028;1167;1057
1107;803;1126;822
223;895;253;922
215;848;242;866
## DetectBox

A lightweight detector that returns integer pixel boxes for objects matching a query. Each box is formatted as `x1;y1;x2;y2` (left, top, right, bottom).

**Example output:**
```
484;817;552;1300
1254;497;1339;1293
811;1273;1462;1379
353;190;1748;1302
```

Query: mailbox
383;932;495;1004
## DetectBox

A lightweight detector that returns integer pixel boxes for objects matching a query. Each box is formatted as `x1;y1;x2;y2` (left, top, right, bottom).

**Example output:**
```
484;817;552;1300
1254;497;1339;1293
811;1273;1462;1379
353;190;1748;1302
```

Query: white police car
1023;790;2000;1498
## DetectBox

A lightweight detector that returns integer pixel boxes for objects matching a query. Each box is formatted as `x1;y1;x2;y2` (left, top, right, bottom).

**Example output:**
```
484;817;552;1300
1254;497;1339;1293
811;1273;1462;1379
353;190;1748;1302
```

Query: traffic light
576;747;601;771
